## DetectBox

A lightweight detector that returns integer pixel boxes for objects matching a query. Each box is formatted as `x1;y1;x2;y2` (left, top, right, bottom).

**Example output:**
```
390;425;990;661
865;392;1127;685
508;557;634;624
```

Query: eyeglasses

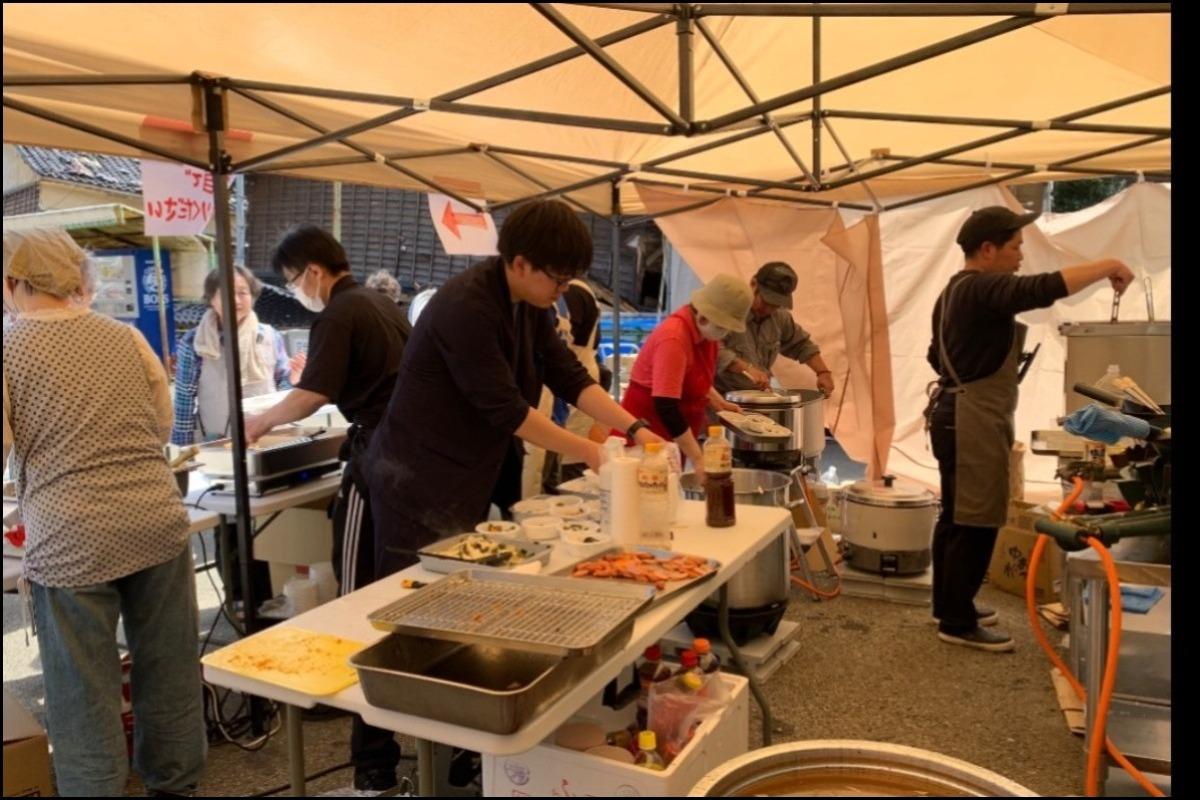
542;270;574;290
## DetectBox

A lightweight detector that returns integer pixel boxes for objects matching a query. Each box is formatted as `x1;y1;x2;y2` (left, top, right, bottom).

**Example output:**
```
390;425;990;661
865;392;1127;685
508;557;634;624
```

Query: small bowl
581;500;602;521
474;520;524;538
561;523;609;558
548;495;584;510
520;515;563;542
510;498;552;522
550;505;587;521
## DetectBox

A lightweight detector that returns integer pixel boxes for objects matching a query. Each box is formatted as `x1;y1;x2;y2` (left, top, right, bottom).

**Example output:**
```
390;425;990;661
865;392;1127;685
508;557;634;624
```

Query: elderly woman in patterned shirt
2;228;206;796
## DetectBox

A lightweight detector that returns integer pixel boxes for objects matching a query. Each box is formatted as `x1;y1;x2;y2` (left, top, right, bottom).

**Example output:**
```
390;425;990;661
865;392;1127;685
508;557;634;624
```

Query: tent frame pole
609;181;623;402
532;3;688;130
699;15;1038;133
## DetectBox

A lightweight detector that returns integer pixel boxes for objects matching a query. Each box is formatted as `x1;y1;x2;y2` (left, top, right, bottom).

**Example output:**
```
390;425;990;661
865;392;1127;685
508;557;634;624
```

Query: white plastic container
475;520;524;538
521;515;564;542
483;673;748;797
511;498;552;522
308;561;338;605
283;574;320;616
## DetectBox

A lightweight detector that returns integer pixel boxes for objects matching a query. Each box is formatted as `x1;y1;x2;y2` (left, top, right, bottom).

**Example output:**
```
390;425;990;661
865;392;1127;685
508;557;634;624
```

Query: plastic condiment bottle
636;645;673;730
638;442;672;547
675;649;704;683
693;637;721;675
634;731;666;771
703;427;736;528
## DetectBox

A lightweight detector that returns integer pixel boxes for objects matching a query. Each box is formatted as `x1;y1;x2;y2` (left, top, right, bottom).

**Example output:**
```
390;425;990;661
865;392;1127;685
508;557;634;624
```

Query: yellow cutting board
202;627;365;696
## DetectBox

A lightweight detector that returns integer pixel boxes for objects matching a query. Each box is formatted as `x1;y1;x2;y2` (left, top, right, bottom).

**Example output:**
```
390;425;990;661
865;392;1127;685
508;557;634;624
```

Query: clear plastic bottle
703;426;736;528
634;731;666;771
1094;364;1124;400
638;442;672;547
599;436;628;540
693;637;721;675
674;649;703;683
636;645;673;730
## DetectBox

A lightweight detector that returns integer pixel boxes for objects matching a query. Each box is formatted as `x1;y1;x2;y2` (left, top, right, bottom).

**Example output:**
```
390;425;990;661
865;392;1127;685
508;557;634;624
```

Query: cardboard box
3;690;53;797
987;501;1063;602
484;672;748;797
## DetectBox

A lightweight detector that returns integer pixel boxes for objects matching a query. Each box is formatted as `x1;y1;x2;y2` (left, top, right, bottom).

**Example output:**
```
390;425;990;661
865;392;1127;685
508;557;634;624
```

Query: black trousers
332;431;401;777
929;402;1000;634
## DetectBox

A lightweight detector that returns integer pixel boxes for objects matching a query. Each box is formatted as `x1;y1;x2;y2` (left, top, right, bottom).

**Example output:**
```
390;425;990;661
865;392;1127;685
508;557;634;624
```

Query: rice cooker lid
846;475;936;508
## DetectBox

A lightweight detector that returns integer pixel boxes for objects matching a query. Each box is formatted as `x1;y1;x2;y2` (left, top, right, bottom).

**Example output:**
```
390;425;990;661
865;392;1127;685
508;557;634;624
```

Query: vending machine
90;248;176;359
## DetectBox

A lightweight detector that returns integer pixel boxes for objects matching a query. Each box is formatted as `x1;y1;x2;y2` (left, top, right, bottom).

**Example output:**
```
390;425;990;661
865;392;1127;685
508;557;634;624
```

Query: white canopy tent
3;3;1171;570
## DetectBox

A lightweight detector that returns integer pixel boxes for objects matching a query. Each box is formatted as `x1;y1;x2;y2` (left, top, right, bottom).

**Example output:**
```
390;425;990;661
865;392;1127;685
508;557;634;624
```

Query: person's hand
633;427;665;447
692;462;707;485
582;441;603;473
243;414;274;444
715;398;742;414
1106;260;1135;295
287;352;308;385
745;365;771;390
816;371;835;398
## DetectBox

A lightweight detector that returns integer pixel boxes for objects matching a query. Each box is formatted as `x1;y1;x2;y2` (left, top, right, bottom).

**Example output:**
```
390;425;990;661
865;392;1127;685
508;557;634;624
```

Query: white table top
185;472;342;518
202;500;791;755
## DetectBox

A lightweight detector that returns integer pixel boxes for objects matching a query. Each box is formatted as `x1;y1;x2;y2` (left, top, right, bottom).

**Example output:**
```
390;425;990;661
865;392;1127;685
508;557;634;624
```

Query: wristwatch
626;418;651;438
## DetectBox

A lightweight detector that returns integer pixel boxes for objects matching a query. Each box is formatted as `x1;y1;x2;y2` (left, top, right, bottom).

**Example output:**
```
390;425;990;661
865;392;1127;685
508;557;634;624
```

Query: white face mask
698;319;730;341
289;273;326;313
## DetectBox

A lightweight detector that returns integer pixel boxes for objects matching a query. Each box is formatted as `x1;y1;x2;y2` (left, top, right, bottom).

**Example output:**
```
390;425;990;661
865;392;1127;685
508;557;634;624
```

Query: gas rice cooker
841;475;937;575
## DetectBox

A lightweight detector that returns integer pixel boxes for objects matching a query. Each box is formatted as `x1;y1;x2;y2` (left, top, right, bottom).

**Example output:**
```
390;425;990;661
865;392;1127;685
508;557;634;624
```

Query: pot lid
726;388;817;405
846;475;935;508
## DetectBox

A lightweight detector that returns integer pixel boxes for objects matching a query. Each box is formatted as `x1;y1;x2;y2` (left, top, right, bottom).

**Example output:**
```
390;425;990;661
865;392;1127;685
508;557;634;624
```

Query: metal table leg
1084;575;1109;796
286;704;307;796
717;585;773;746
416;738;434;796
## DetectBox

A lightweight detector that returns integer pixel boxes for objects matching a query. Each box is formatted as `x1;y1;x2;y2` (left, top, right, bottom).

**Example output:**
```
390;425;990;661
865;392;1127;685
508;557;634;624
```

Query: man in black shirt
926;206;1133;653
367;199;663;577
243;225;411;790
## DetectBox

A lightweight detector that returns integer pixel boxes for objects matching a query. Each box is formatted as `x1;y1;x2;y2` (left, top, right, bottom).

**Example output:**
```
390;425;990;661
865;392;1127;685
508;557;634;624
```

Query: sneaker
353;768;398;792
937;626;1015;652
933;606;999;627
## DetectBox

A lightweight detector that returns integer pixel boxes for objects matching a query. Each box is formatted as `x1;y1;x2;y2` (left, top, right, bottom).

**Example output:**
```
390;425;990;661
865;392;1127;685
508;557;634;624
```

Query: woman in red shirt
620;274;751;481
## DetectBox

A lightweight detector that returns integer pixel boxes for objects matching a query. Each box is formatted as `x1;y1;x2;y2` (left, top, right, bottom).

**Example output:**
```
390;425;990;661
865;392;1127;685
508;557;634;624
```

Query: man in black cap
714;261;834;397
926;205;1134;652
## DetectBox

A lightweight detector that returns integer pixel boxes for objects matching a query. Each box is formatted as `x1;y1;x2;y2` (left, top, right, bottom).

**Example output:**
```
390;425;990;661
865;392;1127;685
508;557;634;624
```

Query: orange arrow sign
442;202;489;239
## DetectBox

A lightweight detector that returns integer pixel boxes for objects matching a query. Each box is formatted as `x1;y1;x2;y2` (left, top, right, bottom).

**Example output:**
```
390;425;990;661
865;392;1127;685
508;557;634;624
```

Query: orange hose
789;554;843;599
1025;477;1165;797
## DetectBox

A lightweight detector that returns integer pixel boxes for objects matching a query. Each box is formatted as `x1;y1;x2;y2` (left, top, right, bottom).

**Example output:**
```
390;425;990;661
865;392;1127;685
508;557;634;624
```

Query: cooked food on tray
718;410;792;438
571;551;714;590
436;534;529;563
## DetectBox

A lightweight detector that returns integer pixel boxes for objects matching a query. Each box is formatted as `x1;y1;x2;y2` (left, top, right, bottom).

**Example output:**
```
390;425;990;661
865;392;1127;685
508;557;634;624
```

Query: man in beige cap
715;261;834;398
620;273;753;479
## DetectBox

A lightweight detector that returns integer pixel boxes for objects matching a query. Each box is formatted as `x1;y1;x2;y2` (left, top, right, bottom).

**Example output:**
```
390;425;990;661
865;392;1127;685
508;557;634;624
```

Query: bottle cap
680;649;698;668
644;442;662;453
644;644;662;661
693;638;711;654
638;730;657;751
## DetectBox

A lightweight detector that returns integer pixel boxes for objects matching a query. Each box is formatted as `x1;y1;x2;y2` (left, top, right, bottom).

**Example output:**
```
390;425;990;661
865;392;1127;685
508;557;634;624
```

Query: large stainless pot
1061;321;1170;415
690;740;1035;796
841;475;937;575
680;469;793;609
725;389;825;458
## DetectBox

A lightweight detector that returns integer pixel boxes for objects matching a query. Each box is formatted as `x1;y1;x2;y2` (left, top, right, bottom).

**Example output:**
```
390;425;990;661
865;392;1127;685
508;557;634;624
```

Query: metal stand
717;585;773;746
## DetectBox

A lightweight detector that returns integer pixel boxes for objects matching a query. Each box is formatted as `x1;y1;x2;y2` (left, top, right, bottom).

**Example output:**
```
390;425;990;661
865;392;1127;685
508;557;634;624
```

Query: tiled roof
16;145;143;195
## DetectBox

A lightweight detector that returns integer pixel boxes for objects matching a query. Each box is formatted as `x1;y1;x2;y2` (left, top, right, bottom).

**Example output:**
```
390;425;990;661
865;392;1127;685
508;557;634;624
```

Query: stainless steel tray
417;534;551;574
351;631;625;734
367;570;654;657
554;547;721;607
717;410;793;442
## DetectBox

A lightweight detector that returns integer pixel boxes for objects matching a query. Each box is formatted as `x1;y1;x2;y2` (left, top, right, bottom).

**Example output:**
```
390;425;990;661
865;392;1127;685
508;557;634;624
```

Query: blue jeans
31;546;207;796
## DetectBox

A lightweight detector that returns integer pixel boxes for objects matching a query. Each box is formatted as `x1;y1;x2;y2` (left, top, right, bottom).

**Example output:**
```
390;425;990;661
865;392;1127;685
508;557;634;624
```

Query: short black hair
203;264;260;304
498;200;593;277
270;225;350;277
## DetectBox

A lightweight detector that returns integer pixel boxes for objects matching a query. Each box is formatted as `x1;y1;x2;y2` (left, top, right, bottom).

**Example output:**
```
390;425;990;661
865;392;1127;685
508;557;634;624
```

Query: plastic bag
1062;404;1151;445
647;674;730;764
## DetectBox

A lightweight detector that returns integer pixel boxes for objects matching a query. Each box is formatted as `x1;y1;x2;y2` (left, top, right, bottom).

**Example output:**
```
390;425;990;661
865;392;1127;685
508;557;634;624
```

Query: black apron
928;275;1025;528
